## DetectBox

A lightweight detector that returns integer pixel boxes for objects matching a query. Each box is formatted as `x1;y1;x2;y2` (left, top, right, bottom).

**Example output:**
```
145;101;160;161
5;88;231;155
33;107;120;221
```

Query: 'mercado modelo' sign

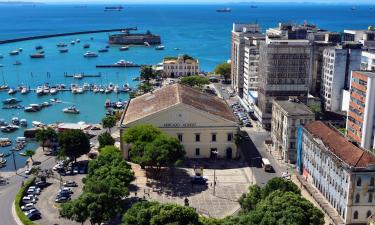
163;123;196;127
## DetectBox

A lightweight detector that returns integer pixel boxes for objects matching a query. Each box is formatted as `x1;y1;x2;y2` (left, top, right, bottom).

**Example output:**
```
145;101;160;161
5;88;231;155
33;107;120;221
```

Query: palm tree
24;149;35;163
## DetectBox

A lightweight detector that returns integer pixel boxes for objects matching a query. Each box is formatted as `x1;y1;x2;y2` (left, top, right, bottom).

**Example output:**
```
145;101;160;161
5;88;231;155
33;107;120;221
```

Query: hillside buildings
297;121;375;225
346;71;375;150
120;84;238;159
271;99;315;163
162;55;200;78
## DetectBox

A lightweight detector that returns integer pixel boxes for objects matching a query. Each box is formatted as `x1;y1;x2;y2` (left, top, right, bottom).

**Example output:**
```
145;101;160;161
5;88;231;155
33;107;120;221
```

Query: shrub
15;177;37;225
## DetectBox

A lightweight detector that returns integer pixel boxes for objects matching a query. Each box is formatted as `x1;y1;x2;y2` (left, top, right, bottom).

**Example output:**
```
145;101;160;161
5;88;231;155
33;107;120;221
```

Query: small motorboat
0;85;9;91
50;98;62;103
13;61;22;66
83;44;90;49
105;45;110;49
8;88;16;95
11;117;19;125
50;87;57;95
57;43;67;47
155;45;165;50
76;87;84;94
24;104;42;112
20;87;29;94
42;102;51;107
59;49;69;53
20;119;27;127
19;152;27;156
119;46;129;51
43;85;50;94
76;39;80;43
2;98;21;104
0;137;12;147
9;50;19;56
63;106;80;114
0;158;7;165
32;121;44;127
83;51;98;58
73;74;83;79
71;40;75;45
16;137;27;143
35;45;43;50
1;125;19;133
30;53;45;58
99;48;109;53
36;86;44;95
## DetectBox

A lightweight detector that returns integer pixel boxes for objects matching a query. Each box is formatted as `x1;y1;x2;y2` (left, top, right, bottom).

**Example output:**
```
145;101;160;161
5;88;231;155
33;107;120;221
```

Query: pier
96;64;142;68
0;27;138;44
64;73;102;78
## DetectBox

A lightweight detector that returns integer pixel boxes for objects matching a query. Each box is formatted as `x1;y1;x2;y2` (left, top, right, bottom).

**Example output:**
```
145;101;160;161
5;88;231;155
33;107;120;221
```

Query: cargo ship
104;6;123;11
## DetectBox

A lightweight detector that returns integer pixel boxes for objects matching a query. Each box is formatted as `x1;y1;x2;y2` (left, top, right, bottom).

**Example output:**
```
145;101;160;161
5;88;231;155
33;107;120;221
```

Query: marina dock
64;73;102;78
0;27;138;44
96;64;142;68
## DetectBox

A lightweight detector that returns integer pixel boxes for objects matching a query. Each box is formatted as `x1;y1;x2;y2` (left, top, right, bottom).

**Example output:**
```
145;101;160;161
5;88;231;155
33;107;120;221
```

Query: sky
2;0;375;4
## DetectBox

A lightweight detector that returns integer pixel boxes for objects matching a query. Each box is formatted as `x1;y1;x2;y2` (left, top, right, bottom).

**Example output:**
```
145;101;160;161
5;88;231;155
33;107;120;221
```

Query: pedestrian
135;191;137;197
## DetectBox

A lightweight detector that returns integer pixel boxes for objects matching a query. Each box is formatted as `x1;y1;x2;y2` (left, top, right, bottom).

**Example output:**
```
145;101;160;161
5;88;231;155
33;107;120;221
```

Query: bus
262;158;274;172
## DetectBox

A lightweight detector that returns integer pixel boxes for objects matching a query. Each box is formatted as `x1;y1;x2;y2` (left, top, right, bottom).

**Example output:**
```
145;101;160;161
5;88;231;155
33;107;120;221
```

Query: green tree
239;185;262;211
60;198;89;225
24;149;35;163
98;132;115;149
122;201;200;225
140;66;156;82
58;129;90;162
180;76;210;88
102;115;117;132
100;145;122;156
35;127;57;151
138;82;153;94
214;62;231;83
261;177;300;198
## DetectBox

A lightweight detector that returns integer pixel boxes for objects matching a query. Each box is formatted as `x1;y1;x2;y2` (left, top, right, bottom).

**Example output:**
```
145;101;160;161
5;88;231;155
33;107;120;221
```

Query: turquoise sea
0;3;374;171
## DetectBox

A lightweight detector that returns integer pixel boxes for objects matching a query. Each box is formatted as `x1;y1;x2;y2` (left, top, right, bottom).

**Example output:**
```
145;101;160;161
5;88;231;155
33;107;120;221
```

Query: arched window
353;211;358;219
367;210;372;218
355;194;360;203
357;178;362;186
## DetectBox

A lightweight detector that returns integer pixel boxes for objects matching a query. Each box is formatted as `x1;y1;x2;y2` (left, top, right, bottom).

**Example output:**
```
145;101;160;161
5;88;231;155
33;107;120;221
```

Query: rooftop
353;70;375;78
122;84;236;125
274;100;314;116
304;121;375;168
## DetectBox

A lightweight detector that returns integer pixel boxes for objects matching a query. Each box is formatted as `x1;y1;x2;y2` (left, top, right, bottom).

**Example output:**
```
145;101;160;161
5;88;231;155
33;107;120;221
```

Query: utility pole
12;151;17;174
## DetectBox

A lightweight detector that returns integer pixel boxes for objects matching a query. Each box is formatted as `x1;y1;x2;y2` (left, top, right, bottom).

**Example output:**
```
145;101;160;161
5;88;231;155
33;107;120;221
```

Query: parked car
63;180;78;187
21;203;35;211
191;176;208;185
35;180;48;188
25;169;32;175
25;209;41;220
55;196;71;203
22;196;37;204
59;187;73;194
73;167;79;174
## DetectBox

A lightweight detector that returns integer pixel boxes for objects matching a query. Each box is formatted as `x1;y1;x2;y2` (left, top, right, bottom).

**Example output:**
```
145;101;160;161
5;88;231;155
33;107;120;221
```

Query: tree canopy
214;62;231;83
122;201;201;225
58;129;90;161
60;146;135;225
180;76;210;88
35;127;57;151
24;149;36;163
122;124;185;171
140;66;157;82
102;115;117;132
98;132;115;149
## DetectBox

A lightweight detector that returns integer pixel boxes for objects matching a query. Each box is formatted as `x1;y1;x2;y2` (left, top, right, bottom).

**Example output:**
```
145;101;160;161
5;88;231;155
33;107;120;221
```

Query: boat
24;104;42;112
83;51;98;58
11;117;19;125
16;137;27;143
99;88;105;93
73;74;83;79
132;77;140;81
57;43;67;47
32;121;44;127
42;102;51;107
50;87;57;95
216;8;231;12
250;5;258;8
105;45;110;49
0;85;9;91
104;5;123;11
155;45;165;50
30;53;45;58
43;85;50;94
63;106;80;114
0;137;12;147
9;50;19;56
59;49;68;53
19;152;27;156
0;119;8;126
20;87;29;94
8;88;16;95
12;142;25;151
2;98;21;104
18;48;23;52
71;41;75;45
93;86;99;93
119;46;129;51
98;48;109;53
1;125;19;133
115;59;137;67
83;44;90;49
0;158;7;165
35;86;43;95
20;119;27;127
76;39;80;43
174;48;180;50
144;42;150;47
76;87;84;94
50;98;62;103
35;45;43;50
13;61;22;66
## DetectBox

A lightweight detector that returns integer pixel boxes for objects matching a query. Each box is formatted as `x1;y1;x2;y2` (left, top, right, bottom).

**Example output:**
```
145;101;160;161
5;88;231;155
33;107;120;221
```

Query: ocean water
0;3;374;171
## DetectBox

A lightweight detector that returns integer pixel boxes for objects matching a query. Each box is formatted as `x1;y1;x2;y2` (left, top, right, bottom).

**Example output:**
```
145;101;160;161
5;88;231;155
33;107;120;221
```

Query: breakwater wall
0;27;137;44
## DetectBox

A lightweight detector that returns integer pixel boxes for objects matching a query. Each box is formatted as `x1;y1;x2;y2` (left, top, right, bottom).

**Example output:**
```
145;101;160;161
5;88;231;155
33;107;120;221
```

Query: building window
212;133;217;142
177;134;183;142
227;133;233;142
195;133;200;142
369;194;373;203
367;210;372;218
357;178;362;186
371;177;375;186
195;148;200;156
353;211;358;219
355;194;360;203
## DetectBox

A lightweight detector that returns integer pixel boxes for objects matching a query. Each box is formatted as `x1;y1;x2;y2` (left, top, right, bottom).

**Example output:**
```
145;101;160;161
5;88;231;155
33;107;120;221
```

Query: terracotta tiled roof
305;121;375;168
122;84;236;125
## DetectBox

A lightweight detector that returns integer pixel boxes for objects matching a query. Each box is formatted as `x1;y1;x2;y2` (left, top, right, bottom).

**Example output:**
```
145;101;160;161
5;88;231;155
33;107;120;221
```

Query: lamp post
213;150;218;196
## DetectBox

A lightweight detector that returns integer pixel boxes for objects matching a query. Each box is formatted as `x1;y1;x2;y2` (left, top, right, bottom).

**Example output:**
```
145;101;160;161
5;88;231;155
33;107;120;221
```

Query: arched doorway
226;148;232;159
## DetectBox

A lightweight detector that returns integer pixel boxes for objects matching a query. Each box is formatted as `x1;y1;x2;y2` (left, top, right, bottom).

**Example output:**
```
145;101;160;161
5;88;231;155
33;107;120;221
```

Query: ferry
57;43;67;47
155;45;165;50
84;51;98;58
119;46;129;51
216;8;231;12
59;49;69;53
2;98;21;104
83;44;90;49
30;53;45;58
9;50;19;56
63;106;80;114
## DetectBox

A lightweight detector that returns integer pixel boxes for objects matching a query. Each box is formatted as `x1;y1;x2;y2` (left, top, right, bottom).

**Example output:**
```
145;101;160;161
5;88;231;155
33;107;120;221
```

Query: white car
22;196;37;204
21;203;34;211
282;172;291;180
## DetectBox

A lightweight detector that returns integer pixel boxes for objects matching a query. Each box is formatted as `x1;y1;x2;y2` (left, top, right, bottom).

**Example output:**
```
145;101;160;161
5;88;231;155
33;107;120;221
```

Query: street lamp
212;150;218;196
